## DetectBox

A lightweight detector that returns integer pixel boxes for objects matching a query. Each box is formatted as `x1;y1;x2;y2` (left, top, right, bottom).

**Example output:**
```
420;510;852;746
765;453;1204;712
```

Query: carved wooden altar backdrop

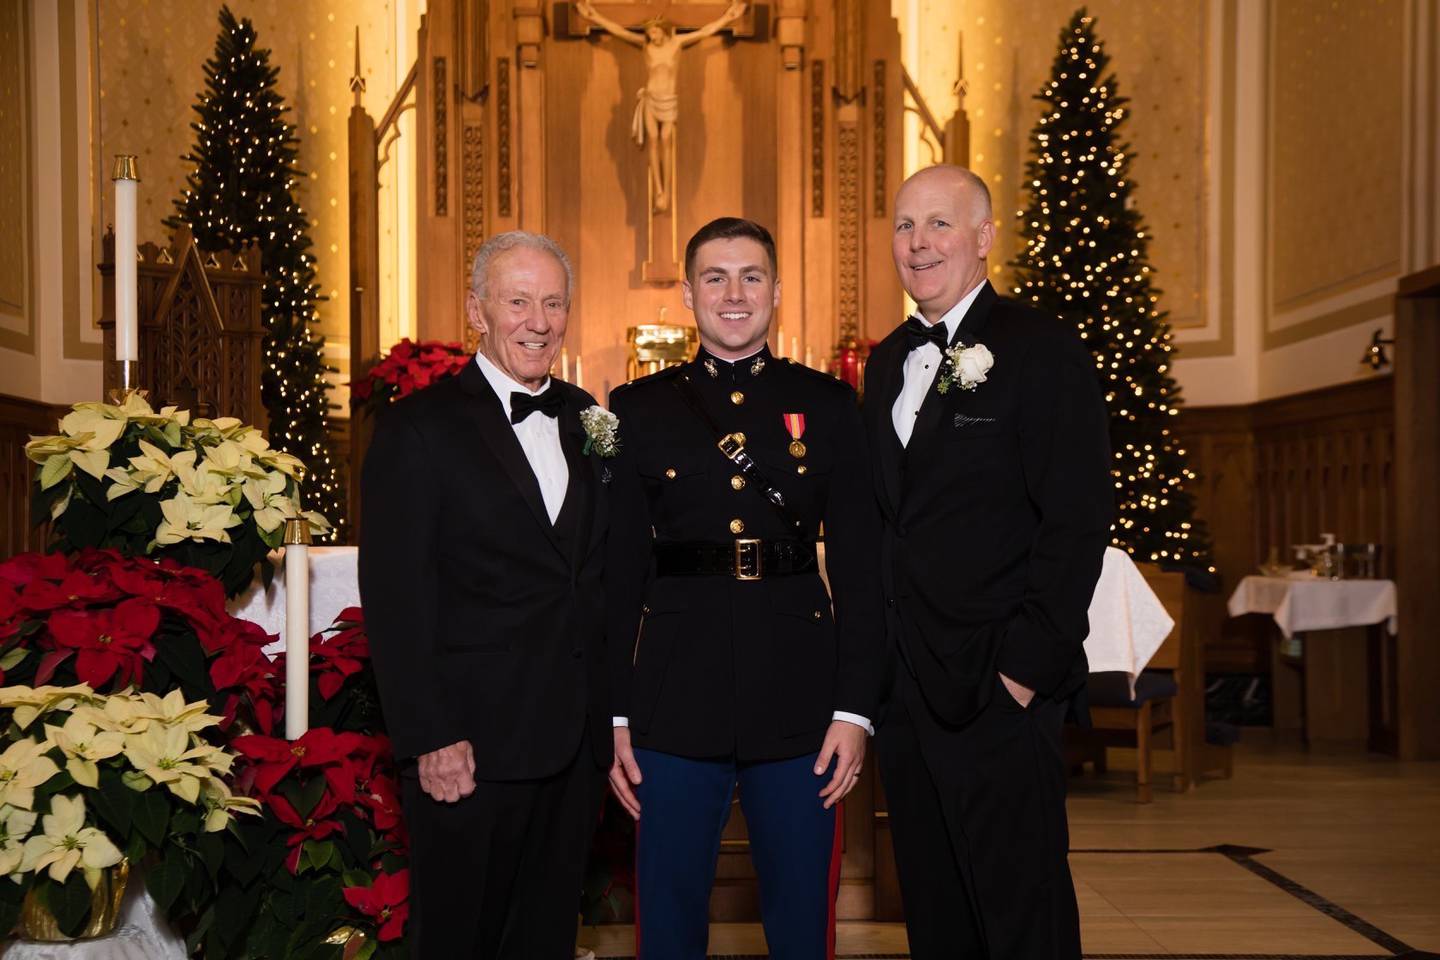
97;225;267;427
347;0;906;921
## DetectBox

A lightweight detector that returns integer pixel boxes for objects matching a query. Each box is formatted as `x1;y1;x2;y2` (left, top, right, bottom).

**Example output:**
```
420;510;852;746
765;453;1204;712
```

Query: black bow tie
905;316;950;352
510;385;565;424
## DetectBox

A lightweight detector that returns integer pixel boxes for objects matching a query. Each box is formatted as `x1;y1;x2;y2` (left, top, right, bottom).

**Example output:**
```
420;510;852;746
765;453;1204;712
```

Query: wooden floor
582;737;1440;957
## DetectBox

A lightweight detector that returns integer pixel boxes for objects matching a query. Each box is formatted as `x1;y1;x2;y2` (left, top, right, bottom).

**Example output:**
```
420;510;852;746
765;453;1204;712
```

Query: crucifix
568;1;752;283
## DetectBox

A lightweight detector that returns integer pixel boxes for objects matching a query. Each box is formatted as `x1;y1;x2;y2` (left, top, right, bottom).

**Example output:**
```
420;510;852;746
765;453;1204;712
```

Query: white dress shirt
891;279;988;448
611;344;873;737
474;352;568;523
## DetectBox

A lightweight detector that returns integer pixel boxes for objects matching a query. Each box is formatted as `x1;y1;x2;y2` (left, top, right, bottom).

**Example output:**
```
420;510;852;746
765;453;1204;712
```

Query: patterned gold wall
96;0;402;345
1268;0;1403;313
905;0;1209;328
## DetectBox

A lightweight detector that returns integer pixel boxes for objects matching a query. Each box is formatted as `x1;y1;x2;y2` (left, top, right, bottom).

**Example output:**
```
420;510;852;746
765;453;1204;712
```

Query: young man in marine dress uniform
604;217;885;959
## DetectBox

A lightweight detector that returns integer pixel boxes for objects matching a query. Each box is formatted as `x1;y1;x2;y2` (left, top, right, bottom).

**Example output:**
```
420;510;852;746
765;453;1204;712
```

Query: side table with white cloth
1227;574;1399;752
1072;549;1210;800
1082;547;1177;692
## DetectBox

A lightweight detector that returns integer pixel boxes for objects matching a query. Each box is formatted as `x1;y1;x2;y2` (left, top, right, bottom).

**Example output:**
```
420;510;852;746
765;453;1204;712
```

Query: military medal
783;413;807;459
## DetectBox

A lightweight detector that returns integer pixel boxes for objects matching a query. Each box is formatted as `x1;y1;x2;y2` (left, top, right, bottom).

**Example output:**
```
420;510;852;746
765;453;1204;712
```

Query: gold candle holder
626;323;698;381
110;155;139;181
283;517;314;546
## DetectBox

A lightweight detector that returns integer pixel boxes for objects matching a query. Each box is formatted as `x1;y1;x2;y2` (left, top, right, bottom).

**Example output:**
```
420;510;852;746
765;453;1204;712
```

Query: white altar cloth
229;546;361;654
1082;547;1175;693
1226;574;1398;638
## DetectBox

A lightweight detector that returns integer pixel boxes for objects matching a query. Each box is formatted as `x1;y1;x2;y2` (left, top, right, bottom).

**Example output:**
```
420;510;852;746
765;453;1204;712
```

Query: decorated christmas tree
1010;9;1214;578
170;5;345;540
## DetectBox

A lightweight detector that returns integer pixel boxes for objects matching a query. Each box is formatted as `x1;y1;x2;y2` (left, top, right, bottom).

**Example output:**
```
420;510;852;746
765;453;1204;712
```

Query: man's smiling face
466;246;570;390
892;167;995;323
682;236;780;360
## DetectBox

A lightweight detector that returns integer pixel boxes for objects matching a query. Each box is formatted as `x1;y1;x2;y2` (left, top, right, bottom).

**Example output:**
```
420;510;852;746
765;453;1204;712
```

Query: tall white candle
791;336;799;360
561;348;570;381
283;519;312;739
112;157;139;363
575;356;584;389
775;326;785;357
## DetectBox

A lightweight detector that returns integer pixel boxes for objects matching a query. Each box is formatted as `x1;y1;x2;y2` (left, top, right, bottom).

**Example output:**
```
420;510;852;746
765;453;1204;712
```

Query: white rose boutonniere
579;405;620;458
936;342;995;395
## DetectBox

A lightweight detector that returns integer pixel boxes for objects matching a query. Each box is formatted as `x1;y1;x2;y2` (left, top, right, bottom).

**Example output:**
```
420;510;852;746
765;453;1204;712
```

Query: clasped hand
418;740;476;803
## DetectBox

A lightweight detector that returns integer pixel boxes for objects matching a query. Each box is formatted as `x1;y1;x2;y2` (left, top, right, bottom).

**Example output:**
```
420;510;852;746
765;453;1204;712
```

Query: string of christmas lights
169;5;346;541
1010;9;1214;578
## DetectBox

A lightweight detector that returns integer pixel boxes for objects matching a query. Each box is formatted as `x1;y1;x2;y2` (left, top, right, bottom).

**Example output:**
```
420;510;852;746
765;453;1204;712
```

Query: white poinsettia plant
25;393;330;595
0;685;258;904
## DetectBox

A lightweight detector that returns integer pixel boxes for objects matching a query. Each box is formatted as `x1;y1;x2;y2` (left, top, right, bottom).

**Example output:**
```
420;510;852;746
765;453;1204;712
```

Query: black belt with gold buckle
654;539;818;581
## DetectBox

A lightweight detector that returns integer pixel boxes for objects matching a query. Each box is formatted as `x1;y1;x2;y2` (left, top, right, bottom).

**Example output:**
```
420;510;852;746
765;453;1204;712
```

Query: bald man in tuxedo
863;165;1113;960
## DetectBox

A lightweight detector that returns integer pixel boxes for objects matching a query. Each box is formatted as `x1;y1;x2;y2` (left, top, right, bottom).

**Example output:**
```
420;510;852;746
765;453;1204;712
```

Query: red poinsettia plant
209;607;410;959
0;549;278;734
351;338;472;413
0;554;411;957
231;724;408;922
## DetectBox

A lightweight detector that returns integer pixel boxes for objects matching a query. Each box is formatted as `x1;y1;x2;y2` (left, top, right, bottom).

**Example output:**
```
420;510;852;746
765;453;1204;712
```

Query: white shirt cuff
832;711;874;736
612;717;629;728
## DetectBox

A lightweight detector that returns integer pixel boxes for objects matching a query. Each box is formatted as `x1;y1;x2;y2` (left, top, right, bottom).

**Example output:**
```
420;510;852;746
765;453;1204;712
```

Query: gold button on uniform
796;465;808;476
730;391;745;405
812;611;823;621
731;475;746;490
729;518;745;535
665;468;677;479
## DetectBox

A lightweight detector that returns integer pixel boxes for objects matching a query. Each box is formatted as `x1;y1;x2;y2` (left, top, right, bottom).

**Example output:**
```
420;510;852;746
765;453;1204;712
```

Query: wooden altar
347;0;905;920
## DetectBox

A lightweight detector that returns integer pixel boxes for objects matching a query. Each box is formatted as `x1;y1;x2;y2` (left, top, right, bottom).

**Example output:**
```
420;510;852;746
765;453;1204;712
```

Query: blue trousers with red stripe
634;749;841;960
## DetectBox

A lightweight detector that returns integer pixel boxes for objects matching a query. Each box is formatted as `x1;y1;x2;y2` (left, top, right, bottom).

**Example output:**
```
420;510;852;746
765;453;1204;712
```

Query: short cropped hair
684;217;778;281
469;230;574;303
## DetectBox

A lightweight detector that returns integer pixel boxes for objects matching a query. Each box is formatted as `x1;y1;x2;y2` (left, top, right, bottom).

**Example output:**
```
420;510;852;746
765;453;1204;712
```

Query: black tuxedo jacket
358;361;612;779
862;282;1114;727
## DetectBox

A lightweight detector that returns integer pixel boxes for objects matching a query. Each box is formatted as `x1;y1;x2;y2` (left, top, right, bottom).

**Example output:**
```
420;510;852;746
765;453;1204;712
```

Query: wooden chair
1077;566;1191;803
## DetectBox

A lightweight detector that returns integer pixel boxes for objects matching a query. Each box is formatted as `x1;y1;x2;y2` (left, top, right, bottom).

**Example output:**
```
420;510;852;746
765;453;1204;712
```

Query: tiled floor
583;738;1440;957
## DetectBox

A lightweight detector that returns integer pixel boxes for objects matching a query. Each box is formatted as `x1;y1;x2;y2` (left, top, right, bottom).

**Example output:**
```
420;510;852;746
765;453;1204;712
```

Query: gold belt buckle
718;433;746;459
734;538;763;580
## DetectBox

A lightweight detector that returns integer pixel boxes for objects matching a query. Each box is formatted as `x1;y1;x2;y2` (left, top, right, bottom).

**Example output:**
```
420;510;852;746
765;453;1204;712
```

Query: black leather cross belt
654;539;818;581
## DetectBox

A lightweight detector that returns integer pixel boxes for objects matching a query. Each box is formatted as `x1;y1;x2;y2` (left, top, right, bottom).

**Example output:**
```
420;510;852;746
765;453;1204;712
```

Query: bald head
899;164;992;225
891;164;997;323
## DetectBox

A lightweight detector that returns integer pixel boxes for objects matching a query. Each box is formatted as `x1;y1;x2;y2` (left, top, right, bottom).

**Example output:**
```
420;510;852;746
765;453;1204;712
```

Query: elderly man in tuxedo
359;231;611;958
862;164;1113;959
